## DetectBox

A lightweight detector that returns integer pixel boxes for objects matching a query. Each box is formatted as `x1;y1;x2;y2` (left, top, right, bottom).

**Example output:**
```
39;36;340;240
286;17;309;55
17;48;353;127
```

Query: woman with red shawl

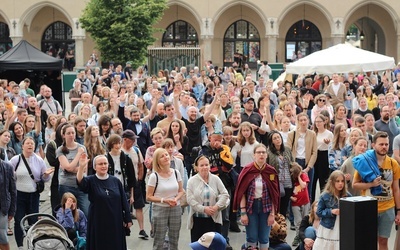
233;144;280;250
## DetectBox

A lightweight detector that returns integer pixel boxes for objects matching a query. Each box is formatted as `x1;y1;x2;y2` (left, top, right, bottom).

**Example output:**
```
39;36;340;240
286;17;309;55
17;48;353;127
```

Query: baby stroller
21;213;75;250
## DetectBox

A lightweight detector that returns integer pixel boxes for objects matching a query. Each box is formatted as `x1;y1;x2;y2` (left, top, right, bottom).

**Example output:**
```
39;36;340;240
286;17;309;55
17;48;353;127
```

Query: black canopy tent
0;40;62;70
0;40;64;109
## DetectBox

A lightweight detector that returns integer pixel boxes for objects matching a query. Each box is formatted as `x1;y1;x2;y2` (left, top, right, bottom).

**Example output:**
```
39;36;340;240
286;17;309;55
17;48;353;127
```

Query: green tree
80;0;167;68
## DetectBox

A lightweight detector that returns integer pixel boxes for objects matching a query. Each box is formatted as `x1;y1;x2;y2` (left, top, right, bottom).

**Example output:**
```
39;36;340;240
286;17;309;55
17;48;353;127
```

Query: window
0;22;12;56
162;20;198;47
41;21;75;58
223;20;260;68
285;20;321;62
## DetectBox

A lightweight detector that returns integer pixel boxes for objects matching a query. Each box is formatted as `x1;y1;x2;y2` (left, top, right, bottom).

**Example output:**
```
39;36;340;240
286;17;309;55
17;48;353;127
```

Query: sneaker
139;230;149;239
292;236;300;246
290;223;295;231
150;230;154;238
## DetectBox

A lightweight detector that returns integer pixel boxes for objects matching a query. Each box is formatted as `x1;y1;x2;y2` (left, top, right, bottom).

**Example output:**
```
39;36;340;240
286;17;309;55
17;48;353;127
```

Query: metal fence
147;47;201;75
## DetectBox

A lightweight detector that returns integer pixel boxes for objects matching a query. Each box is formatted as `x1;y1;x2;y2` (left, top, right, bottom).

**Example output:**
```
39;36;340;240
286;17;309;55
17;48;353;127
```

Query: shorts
133;181;145;209
0;213;8;244
378;208;395;238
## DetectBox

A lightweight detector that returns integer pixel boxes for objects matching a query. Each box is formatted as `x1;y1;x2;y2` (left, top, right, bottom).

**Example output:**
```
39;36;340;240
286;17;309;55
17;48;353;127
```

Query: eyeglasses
318;99;326;102
255;151;267;154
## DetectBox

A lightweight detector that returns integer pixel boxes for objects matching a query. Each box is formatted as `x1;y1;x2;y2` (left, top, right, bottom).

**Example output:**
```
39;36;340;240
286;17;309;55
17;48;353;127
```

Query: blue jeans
59;185;89;217
299;226;317;250
14;191;40;247
246;199;271;249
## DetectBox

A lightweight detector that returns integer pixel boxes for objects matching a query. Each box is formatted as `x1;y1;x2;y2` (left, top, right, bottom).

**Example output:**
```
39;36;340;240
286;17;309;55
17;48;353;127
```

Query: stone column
266;18;278;62
397;34;400;63
72;18;86;69
9;18;23;46
200;18;213;65
201;36;212;63
266;35;277;63
73;36;85;68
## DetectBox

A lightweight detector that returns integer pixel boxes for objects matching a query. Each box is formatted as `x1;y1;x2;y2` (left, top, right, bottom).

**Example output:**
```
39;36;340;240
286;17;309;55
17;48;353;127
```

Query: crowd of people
0;60;400;250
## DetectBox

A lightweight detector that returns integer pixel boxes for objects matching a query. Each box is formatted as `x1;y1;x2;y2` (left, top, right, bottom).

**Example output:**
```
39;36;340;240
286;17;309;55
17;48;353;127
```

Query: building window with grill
0;22;12;56
162;20;198;47
285;20;322;62
41;21;75;59
223;20;260;68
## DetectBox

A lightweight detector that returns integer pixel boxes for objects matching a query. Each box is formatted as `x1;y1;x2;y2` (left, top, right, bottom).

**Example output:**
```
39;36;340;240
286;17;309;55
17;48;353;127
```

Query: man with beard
201;132;234;250
27;97;47;144
226;111;241;136
118;106;151;158
111;118;124;136
149;103;166;130
38;87;63;115
374;105;399;156
353;131;400;250
174;87;219;177
241;97;265;142
74;116;86;145
157;102;176;134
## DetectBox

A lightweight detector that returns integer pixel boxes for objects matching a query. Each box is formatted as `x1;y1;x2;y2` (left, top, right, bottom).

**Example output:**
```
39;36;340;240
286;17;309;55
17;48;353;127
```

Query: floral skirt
313;215;340;250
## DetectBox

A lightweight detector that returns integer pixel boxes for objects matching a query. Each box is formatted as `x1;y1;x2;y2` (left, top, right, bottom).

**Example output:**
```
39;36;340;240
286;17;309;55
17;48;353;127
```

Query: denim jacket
317;192;351;229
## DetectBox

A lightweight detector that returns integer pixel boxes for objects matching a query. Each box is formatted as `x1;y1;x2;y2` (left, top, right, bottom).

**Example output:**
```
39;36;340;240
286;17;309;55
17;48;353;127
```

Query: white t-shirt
296;133;306;159
332;83;340;96
148;169;182;207
240;141;259;167
316;129;334;151
111;154;123;184
254;174;263;198
122;146;143;180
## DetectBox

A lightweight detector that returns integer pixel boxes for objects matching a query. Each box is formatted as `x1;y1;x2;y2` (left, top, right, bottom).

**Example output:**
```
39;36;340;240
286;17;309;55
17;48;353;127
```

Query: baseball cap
243;97;255;104
189;232;226;250
122;129;139;140
211;131;223;137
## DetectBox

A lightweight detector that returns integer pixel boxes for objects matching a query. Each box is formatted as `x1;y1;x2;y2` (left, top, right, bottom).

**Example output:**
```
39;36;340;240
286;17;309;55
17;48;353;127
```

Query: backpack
39;99;60;114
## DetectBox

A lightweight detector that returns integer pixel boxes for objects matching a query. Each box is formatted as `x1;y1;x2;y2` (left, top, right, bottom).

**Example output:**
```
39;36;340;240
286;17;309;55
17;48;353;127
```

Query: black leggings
312;150;330;202
191;217;221;242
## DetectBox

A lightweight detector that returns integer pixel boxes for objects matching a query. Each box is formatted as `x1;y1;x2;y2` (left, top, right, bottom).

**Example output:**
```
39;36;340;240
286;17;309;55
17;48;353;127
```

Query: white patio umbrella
286;43;395;75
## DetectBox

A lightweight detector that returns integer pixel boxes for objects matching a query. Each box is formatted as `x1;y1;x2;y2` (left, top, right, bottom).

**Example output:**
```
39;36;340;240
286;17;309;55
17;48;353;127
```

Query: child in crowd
313;170;350;250
56;192;87;243
290;162;310;247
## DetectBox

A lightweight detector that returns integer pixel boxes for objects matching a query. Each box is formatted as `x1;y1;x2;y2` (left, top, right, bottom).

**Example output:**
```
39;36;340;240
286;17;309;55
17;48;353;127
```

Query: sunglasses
318;99;326;102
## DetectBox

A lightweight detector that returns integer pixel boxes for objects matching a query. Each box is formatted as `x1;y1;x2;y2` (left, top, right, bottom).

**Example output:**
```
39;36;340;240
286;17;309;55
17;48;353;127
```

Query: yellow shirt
366;95;378;110
354;156;400;213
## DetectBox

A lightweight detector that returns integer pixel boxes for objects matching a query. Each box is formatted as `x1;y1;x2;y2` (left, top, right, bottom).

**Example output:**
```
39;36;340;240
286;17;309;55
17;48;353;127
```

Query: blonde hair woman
146;148;185;250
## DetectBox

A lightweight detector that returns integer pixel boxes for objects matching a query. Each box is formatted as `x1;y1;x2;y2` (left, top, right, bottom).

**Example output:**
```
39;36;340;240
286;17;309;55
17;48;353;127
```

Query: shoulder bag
17;154;45;193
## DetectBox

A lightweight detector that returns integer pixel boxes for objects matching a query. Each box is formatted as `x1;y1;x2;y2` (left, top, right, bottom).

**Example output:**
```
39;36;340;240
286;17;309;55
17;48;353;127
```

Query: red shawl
233;162;280;213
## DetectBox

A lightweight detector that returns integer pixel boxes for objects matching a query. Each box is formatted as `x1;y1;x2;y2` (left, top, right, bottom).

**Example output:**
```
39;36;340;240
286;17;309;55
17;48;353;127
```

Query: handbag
19;154;45;193
180;190;188;208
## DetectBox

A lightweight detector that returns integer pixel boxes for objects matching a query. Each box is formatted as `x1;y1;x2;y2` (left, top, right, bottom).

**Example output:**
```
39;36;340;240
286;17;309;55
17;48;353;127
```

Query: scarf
233;162;280;213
